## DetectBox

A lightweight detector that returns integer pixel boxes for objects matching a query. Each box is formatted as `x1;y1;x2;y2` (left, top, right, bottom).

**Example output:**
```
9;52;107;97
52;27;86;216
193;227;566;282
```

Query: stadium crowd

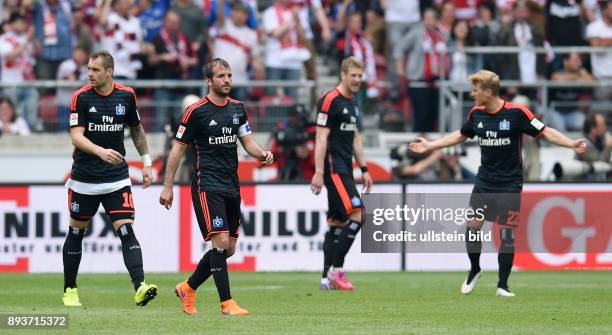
0;0;611;182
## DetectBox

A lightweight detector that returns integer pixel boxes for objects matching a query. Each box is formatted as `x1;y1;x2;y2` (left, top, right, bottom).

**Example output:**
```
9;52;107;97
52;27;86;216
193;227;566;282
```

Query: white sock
320;278;329;285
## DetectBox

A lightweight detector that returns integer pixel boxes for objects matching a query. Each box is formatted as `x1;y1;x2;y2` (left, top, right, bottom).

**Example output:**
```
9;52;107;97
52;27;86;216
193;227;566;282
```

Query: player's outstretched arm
239;134;274;164
353;130;372;193
540;127;587;154
310;126;330;195
409;130;467;154
159;141;188;209
130;125;153;188
70;126;123;165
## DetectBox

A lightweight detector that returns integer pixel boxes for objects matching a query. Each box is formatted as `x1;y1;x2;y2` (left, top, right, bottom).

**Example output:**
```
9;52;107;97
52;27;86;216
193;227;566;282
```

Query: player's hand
409;137;431;154
142;166;153;189
362;172;373;193
97;148;124;165
159;187;173;209
310;171;323;195
260;151;274;164
573;139;587;154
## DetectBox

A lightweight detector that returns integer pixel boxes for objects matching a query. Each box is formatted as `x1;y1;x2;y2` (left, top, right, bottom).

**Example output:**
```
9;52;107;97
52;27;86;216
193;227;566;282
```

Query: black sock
332;220;361;268
498;252;514;290
498;228;515;290
63;226;85;291
465;227;482;283
210;248;231;302
187;250;212;290
117;224;145;291
322;226;342;278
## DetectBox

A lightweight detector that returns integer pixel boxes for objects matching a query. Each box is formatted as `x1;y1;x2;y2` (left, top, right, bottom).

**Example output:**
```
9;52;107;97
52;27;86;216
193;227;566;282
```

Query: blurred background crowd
0;0;611;181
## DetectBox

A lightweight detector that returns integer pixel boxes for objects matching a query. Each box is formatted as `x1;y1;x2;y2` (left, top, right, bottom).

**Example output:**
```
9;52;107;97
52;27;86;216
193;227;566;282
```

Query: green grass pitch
0;272;610;334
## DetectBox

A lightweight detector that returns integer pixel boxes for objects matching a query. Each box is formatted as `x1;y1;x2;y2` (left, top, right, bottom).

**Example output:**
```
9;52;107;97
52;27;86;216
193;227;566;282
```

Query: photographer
270;105;316;181
576;112;612;180
390;138;473;181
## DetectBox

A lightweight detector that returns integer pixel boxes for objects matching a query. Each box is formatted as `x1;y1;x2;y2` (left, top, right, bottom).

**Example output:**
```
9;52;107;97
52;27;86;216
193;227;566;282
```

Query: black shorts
191;188;241;241
324;173;363;222
469;182;521;226
68;186;135;222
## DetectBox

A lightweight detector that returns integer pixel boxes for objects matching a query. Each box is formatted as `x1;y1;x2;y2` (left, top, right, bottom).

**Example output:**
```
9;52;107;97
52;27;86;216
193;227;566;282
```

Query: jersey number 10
122;192;134;208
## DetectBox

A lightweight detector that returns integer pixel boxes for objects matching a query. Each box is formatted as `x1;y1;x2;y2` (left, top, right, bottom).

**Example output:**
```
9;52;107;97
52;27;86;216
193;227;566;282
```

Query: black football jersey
460;101;546;185
174;96;252;194
316;88;359;176
69;83;141;183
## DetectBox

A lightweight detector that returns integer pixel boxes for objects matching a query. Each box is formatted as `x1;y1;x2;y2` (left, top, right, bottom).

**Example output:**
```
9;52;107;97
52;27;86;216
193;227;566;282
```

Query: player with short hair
159;58;273;316
410;69;586;297
63;50;157;307
311;56;373;291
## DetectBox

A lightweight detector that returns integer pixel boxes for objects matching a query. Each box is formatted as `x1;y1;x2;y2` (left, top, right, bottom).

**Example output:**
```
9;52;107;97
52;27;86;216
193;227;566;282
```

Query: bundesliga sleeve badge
176;125;186;139
531;118;545;131
317;113;328;126
69;113;78;126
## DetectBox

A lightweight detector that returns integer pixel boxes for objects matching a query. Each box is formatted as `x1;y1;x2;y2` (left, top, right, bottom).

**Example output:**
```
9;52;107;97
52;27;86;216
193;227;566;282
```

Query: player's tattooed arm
130;125;150;156
130;125;153;187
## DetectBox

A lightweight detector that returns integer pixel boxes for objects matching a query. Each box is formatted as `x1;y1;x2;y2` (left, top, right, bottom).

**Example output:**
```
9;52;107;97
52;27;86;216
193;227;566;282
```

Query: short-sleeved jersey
316;88;359;176
174;97;252;194
460;101;546;185
69;83;141;184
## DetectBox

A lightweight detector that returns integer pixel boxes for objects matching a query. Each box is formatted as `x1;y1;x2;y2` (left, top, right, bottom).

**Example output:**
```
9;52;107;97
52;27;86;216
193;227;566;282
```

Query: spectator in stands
0;96;30;136
172;0;207;61
382;0;422;100
449;20;481;83
262;0;311;101
438;1;457;41
545;0;583;47
293;0;332;107
449;0;479;21
56;46;88;132
584;0;603;22
496;0;545;97
470;1;499;71
33;0;73;80
135;0;170;43
335;3;379;109
149;9;197;132
0;12;39;130
96;0;144;80
213;0;262;102
586;0;612;102
393;8;448;132
71;5;93;54
577;112;612;180
0;0;37;24
173;0;208;80
208;0;258;30
334;0;386;55
75;0;99;31
547;52;593;131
